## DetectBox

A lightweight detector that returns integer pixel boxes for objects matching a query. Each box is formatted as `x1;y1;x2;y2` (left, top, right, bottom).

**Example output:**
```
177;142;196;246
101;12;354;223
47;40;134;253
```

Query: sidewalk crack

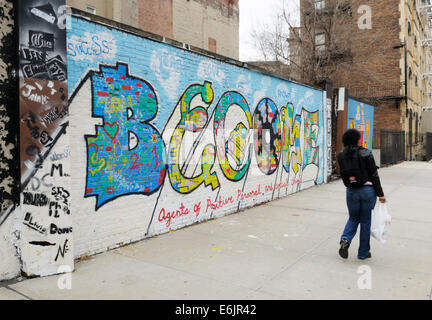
4;286;33;300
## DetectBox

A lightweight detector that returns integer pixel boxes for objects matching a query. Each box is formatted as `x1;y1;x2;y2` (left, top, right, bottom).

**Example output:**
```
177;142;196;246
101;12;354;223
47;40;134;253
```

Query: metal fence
381;130;406;166
426;133;432;161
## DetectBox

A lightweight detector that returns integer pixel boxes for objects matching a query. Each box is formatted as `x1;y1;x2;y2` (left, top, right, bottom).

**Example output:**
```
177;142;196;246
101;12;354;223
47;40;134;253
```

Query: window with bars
315;33;326;52
86;5;96;15
314;0;325;10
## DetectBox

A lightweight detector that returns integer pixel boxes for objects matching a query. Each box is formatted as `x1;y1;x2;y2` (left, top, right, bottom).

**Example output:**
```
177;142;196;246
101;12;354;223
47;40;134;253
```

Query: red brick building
293;0;432;163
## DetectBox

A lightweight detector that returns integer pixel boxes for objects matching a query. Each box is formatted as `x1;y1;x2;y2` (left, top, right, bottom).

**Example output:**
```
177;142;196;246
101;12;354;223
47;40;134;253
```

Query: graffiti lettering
29;30;55;51
49;147;71;162
214;91;252;181
237;185;262;201
168;81;219;194
52;187;70;205
50;223;73;235
54;239;70;262
20;47;46;63
24;213;47;235
254;98;282;175
158;204;190;228
85;63;166;209
80;63;323;211
23;192;49;207
43;105;69;124
50;164;64;177
67;32;116;62
205;195;234;213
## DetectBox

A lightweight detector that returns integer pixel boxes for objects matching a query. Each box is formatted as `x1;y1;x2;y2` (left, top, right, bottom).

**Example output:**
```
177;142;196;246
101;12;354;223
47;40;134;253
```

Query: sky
239;0;300;62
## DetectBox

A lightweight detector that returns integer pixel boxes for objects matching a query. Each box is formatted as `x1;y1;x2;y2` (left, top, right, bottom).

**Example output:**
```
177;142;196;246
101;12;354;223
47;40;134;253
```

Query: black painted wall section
0;0;20;223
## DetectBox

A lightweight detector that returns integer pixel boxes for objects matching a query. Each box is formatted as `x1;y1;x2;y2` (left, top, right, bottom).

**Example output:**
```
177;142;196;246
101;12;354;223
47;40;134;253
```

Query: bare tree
250;11;291;63
251;0;402;96
251;0;356;86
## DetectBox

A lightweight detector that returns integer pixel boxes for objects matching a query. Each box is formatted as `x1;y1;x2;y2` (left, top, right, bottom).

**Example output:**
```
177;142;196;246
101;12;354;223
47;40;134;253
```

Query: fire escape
420;2;432;93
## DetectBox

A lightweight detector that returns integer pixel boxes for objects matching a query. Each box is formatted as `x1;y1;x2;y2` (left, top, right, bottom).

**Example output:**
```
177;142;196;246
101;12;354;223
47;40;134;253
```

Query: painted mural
1;10;329;279
347;98;374;150
84;64;166;209
64;15;329;257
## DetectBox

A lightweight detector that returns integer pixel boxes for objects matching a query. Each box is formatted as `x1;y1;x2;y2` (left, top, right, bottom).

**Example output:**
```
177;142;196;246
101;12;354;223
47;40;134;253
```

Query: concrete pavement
1;161;431;300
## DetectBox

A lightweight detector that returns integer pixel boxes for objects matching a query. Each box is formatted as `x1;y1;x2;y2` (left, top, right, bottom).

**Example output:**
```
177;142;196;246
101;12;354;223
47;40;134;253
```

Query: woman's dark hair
342;129;361;147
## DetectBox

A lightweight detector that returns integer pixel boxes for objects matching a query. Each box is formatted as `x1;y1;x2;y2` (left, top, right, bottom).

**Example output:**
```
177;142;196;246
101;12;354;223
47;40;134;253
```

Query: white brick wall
64;15;327;262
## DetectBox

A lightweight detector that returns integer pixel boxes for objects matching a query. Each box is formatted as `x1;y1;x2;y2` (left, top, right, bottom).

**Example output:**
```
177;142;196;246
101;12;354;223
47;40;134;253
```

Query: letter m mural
84;63;167;209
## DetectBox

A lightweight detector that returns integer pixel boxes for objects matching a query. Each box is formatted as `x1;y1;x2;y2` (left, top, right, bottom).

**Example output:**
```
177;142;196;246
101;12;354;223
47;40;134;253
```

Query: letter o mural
214;91;253;182
253;98;282;175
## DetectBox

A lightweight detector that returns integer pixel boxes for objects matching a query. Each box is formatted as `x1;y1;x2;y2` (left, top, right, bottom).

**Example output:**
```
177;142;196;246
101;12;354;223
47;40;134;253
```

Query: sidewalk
1;162;432;300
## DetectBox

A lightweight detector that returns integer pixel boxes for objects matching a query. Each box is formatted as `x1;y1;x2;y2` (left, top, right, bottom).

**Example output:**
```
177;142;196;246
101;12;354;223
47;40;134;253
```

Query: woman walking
337;129;386;260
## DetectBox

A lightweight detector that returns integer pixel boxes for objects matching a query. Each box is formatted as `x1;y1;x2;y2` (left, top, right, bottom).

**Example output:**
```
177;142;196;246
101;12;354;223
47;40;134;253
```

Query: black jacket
337;146;385;197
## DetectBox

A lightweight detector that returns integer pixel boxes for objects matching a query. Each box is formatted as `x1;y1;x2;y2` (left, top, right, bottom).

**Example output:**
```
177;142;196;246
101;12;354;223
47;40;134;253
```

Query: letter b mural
85;64;167;209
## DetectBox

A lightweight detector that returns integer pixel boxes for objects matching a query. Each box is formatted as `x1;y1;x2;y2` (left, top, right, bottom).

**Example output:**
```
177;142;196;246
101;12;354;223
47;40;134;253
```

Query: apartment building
66;0;240;59
293;0;432;162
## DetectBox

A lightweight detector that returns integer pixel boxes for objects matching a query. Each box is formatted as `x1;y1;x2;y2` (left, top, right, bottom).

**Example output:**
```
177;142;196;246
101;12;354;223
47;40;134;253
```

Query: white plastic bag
371;202;391;243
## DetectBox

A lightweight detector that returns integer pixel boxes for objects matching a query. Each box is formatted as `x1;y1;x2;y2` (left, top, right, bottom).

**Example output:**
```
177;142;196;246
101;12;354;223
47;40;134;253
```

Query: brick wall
173;0;239;59
373;100;403;148
63;15;329;261
316;1;404;151
0;7;329;281
139;0;173;38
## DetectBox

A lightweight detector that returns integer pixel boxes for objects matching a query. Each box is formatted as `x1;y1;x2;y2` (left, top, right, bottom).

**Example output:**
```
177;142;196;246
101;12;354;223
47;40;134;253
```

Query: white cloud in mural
67;32;117;62
236;74;252;96
197;60;225;84
305;90;314;101
253;76;271;107
296;89;315;110
150;48;183;100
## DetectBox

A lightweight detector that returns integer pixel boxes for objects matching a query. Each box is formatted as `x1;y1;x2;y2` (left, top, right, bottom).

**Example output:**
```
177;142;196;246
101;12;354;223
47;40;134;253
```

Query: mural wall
347;98;374;150
1;11;330;279
65;16;329;258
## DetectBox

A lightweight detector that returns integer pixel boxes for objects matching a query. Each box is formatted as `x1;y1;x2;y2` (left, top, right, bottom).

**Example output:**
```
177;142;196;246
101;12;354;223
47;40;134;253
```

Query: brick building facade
66;0;239;59
294;0;432;162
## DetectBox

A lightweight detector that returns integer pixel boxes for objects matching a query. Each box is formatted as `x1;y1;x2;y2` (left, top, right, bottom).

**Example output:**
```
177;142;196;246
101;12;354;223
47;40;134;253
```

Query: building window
315;0;325;10
208;37;217;54
315;33;326;52
86;5;96;15
408;21;411;35
408;67;412;79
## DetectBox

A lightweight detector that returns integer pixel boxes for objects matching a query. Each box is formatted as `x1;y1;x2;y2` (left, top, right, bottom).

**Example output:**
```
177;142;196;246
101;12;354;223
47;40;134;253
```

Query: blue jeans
341;186;377;258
